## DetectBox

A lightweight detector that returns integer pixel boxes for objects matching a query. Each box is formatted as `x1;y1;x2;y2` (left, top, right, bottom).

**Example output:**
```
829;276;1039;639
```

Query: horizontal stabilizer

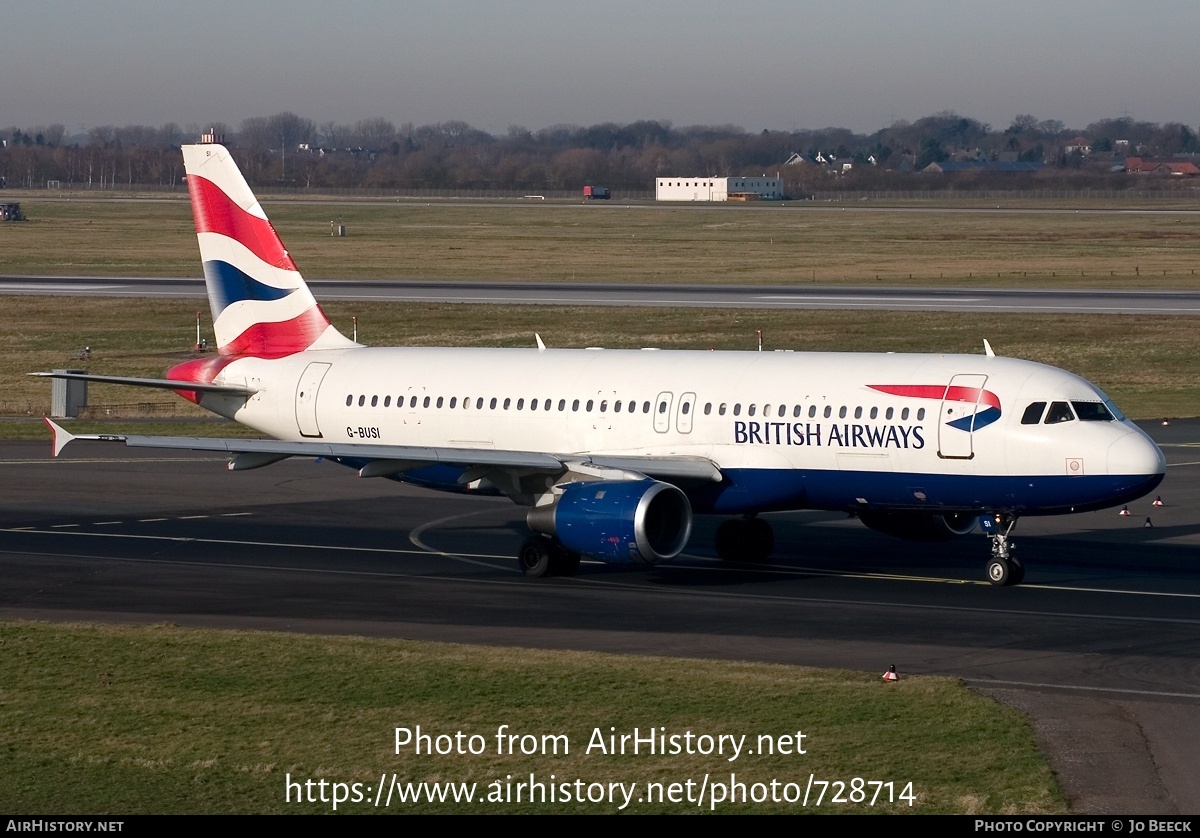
29;371;257;396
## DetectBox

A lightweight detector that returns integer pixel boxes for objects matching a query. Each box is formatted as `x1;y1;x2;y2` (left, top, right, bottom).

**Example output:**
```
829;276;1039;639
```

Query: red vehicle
583;185;611;199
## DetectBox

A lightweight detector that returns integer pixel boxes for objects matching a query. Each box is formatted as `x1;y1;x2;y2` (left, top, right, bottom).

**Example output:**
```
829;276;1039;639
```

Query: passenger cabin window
1044;401;1075;424
1073;401;1115;421
1021;402;1046;425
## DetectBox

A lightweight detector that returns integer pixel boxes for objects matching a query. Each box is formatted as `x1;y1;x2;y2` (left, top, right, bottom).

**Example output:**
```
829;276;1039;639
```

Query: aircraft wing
43;420;722;483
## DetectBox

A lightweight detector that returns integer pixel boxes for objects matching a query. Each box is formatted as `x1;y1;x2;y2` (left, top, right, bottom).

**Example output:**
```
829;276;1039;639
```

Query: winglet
44;417;75;458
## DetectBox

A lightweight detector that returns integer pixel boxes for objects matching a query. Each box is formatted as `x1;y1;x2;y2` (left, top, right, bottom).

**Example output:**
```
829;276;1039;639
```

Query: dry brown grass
3;196;1200;287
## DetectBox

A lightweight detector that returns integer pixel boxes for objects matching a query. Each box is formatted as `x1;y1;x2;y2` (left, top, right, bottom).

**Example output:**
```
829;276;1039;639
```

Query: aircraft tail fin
182;143;356;358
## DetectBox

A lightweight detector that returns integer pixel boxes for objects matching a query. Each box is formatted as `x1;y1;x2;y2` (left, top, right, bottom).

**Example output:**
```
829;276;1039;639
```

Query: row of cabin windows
344;393;925;421
1020;400;1115;425
347;394;658;413
702;402;924;421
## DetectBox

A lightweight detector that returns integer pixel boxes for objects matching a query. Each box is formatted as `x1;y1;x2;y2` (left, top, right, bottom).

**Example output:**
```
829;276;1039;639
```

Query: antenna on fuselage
983;339;995;357
535;333;546;352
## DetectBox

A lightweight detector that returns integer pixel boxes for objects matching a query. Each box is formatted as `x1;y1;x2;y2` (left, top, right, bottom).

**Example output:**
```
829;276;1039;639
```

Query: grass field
3;195;1200;287
4;296;1198;431
0;620;1062;814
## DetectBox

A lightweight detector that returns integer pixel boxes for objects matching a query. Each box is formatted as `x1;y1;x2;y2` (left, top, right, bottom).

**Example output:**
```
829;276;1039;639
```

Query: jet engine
856;510;979;542
526;479;692;564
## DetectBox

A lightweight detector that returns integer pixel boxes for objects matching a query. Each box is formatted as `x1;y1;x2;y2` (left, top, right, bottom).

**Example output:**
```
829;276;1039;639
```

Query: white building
655;176;784;201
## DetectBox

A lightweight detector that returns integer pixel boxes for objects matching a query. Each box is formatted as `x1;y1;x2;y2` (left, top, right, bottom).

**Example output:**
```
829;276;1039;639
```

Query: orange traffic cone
882;665;899;682
1144;517;1154;528
1152;496;1164;507
1119;506;1130;516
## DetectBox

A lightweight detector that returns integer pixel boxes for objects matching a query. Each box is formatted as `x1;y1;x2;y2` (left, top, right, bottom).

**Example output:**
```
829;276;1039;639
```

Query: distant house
1064;136;1093;155
1123;157;1200;176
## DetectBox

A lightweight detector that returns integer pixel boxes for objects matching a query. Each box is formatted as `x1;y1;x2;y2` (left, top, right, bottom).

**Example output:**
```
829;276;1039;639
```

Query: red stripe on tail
188;175;299;271
220;306;332;358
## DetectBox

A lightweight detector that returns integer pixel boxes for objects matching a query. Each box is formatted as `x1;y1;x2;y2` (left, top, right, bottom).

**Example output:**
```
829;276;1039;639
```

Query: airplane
37;142;1167;586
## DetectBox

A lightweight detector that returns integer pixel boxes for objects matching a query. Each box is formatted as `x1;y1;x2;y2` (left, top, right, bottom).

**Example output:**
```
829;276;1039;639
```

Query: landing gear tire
986;557;1010;586
715;519;741;561
550;543;581;576
714;517;775;563
746;517;775;563
986;557;1023;586
519;536;553;578
1008;556;1025;585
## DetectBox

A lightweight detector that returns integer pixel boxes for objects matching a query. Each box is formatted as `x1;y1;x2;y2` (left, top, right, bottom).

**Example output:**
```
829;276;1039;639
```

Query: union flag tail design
182;144;356;358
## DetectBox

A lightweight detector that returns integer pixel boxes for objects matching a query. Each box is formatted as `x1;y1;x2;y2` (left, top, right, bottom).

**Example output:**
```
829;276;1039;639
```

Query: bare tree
353;118;396;152
266;112;315;177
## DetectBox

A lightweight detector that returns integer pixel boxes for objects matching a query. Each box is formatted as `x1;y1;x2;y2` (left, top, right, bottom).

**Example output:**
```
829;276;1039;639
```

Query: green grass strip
0;620;1063;814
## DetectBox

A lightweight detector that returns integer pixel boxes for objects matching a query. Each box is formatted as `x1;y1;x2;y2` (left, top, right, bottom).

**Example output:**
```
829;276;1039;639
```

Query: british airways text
733;422;926;449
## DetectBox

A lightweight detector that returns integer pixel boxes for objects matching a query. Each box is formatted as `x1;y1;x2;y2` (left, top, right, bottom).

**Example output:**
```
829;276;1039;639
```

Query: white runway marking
973;679;1200;701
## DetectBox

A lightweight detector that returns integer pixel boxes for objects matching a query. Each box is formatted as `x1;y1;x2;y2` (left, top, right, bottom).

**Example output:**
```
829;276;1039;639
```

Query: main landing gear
714;515;775;564
984;513;1024;586
519;535;581;578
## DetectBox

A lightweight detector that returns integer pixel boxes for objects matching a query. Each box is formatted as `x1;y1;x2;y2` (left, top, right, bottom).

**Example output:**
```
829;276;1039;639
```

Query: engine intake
527;479;692;564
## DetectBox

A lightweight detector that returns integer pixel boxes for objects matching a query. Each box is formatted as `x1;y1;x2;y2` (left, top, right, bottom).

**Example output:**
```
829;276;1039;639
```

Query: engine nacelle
527;479;692;564
857;510;979;542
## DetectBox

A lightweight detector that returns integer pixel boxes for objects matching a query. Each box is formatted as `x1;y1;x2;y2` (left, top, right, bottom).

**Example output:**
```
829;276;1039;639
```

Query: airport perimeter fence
17;181;655;201
803;188;1200;201
16;181;1200;202
0;401;201;418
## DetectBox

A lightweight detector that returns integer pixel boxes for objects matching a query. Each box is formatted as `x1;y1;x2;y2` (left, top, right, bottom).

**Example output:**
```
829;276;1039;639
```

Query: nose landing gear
983;513;1024;586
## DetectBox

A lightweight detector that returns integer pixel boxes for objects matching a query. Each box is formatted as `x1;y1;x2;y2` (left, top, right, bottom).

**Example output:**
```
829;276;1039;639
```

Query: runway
5;274;1200;314
2;421;1199;812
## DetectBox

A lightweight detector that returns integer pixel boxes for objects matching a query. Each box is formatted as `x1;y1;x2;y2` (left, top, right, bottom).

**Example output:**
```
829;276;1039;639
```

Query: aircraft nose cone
1107;429;1166;479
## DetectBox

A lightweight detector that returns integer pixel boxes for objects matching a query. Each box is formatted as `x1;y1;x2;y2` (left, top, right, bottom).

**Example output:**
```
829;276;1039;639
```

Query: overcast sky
4;0;1198;136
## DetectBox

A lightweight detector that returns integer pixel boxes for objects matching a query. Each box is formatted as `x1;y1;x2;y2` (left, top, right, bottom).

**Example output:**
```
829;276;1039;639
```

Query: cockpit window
1072;401;1115;421
1044;401;1075;424
1021;402;1046;425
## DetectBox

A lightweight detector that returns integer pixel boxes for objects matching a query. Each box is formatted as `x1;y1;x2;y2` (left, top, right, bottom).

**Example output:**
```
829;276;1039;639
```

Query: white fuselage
193;346;1165;518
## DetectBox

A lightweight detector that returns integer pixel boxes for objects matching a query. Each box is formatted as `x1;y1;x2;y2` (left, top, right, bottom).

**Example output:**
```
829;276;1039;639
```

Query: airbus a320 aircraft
39;142;1166;586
